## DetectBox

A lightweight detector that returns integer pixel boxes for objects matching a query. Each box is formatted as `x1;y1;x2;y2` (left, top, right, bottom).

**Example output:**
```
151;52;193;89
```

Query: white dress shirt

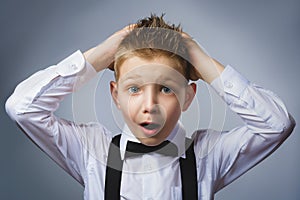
5;50;295;200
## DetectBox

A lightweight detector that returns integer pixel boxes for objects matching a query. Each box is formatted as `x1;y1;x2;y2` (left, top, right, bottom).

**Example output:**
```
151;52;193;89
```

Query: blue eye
161;86;173;94
128;86;140;94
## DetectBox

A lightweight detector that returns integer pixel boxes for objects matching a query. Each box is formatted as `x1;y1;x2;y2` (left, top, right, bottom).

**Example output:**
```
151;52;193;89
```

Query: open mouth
140;122;161;130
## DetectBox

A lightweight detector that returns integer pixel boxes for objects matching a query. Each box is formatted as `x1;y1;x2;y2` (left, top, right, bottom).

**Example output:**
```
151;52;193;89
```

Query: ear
182;83;196;111
110;81;121;109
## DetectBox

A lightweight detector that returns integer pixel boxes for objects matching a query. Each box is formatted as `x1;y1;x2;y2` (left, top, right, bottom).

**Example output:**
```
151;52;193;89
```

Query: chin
138;134;167;146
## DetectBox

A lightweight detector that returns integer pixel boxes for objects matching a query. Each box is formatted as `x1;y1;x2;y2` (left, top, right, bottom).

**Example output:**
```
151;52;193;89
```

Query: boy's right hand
83;25;134;72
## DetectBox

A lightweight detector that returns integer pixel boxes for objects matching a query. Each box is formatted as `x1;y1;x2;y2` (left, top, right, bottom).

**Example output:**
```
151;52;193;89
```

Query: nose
143;86;158;114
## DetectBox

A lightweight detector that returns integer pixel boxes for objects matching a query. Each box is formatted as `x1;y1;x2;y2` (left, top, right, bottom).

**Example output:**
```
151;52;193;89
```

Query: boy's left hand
182;32;224;83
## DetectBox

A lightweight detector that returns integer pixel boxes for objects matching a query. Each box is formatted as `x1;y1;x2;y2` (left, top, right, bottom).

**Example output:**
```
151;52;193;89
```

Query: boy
5;14;295;200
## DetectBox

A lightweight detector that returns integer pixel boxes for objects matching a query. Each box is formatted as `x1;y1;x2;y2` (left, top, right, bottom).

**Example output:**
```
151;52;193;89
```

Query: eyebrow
155;74;188;85
120;74;143;84
121;72;188;84
161;79;188;89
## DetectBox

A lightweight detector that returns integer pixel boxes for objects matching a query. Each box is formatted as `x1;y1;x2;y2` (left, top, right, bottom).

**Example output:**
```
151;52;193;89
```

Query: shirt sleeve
5;50;111;185
196;65;296;192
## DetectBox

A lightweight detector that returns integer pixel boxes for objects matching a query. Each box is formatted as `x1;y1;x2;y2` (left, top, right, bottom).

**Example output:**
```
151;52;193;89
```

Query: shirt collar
119;121;187;160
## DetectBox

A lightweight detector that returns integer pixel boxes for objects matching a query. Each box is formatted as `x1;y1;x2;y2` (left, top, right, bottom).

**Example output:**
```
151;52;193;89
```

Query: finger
118;24;137;34
181;31;192;39
189;66;202;81
108;62;115;71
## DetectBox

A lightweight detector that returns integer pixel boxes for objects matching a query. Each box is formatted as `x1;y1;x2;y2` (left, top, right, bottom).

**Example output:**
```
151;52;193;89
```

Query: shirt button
71;64;78;70
224;81;233;89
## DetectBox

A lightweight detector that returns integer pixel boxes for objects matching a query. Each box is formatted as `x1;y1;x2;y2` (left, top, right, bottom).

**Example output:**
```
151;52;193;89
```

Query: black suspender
104;134;198;199
179;138;198;200
104;134;123;200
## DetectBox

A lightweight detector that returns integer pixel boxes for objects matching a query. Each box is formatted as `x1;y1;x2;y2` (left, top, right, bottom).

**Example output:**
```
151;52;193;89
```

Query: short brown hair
114;14;193;81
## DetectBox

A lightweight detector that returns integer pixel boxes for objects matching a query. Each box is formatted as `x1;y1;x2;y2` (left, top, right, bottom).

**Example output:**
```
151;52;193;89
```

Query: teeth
142;123;160;130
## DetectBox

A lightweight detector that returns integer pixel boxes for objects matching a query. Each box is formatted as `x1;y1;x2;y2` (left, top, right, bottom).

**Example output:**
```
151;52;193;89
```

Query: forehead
118;56;187;86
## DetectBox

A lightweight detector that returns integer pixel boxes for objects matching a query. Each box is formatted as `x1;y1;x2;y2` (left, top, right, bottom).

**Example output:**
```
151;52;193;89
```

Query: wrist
83;46;113;72
194;58;224;84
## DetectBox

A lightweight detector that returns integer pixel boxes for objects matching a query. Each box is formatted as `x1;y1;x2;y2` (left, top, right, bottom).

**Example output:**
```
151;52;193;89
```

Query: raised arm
183;33;296;193
5;26;131;185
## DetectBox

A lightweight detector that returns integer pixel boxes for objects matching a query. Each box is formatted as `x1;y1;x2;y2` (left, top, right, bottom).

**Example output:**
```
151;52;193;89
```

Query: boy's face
110;56;196;146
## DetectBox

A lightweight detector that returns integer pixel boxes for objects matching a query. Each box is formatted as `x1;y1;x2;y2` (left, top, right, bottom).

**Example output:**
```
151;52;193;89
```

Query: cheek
163;97;182;117
119;95;141;120
160;101;181;132
177;92;187;109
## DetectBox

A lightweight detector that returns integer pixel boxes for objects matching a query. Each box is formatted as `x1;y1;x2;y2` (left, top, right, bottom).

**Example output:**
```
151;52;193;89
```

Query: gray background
1;0;299;199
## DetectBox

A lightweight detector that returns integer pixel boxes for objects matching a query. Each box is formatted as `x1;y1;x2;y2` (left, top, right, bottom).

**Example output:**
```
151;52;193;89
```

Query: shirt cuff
56;50;97;90
56;50;86;76
210;65;249;103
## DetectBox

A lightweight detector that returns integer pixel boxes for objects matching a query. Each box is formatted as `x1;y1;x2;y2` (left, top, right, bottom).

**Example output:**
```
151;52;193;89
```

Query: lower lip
140;126;160;136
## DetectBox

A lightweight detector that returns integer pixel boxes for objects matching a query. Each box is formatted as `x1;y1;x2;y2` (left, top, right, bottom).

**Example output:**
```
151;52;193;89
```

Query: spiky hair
114;14;193;81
